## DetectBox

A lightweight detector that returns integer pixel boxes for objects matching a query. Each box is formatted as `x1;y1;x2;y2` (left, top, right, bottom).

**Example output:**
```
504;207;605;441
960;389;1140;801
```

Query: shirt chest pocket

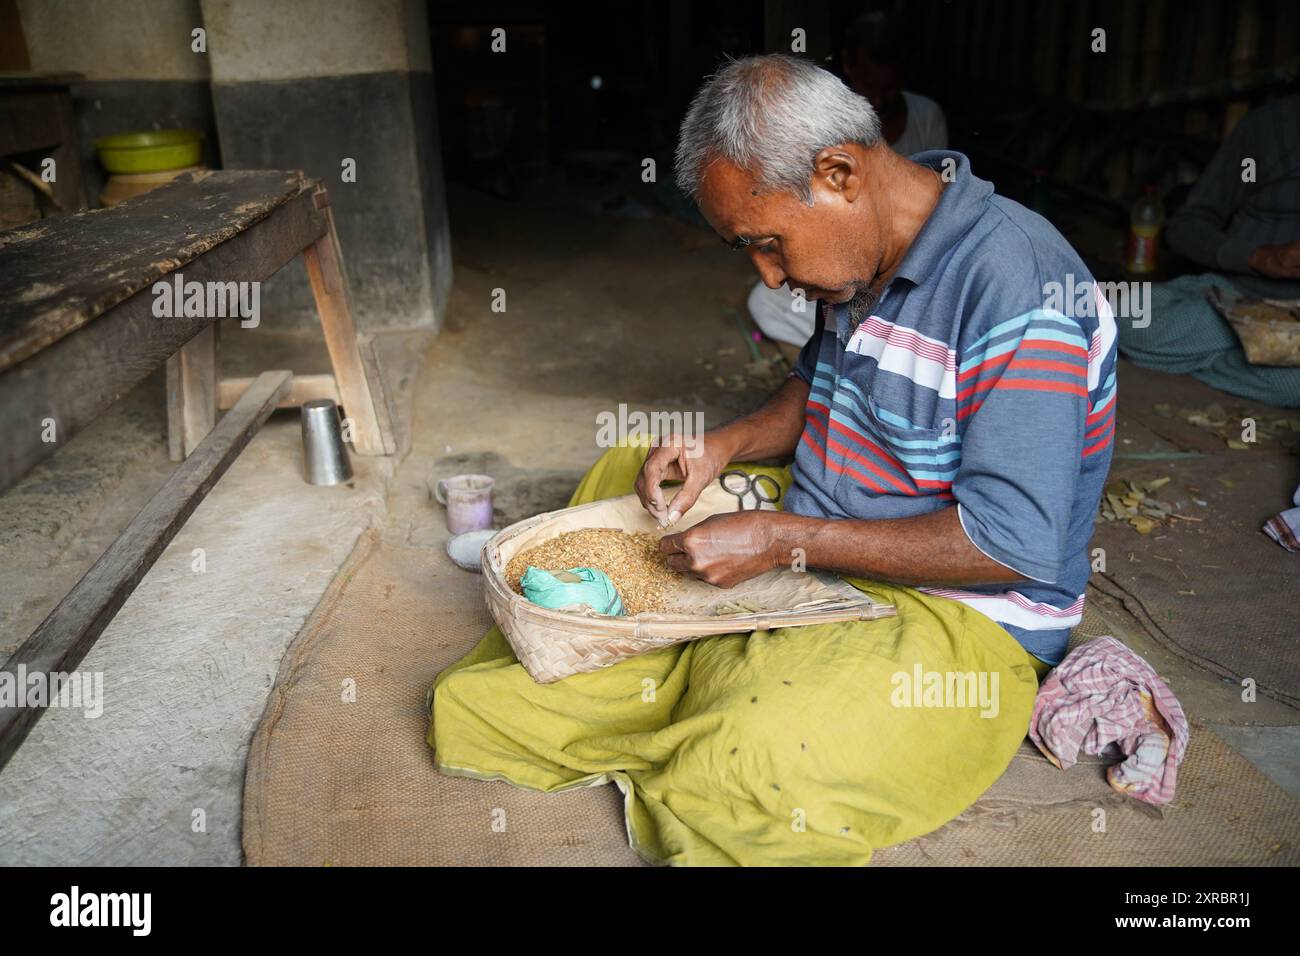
853;396;957;494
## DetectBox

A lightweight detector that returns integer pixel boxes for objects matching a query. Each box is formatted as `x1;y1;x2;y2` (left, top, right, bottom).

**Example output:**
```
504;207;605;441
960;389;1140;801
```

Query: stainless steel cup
300;399;353;485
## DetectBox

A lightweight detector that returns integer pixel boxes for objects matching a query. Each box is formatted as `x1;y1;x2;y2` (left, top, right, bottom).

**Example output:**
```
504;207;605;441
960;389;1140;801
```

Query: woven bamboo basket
1209;288;1300;367
482;482;895;682
1227;311;1300;366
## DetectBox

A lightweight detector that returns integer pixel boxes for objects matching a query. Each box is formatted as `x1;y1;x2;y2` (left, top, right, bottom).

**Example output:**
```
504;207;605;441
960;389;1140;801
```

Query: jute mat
244;531;1300;866
1089;450;1300;708
243;529;642;866
1096;361;1300;708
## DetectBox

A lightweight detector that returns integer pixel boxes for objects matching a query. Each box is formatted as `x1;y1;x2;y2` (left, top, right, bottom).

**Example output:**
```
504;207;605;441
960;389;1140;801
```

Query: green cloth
521;566;623;616
428;442;1041;866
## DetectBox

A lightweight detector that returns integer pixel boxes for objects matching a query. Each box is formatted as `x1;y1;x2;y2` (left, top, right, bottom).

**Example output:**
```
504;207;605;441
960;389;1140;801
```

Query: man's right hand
633;374;811;526
634;431;737;528
1248;240;1300;279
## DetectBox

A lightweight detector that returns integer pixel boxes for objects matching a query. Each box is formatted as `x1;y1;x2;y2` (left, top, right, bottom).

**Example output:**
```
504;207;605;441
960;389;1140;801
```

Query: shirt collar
888;150;992;288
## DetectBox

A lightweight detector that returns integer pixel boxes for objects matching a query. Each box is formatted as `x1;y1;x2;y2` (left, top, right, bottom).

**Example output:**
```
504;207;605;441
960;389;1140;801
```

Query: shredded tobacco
507;528;678;614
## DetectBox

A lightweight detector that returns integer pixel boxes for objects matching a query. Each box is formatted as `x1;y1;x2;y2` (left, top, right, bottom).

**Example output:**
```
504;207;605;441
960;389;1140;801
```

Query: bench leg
166;323;217;461
302;197;396;456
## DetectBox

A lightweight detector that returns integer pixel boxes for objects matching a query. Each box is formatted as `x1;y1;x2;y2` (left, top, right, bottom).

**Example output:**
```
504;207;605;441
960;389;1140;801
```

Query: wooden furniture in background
0;168;396;489
0;170;399;768
0;74;85;215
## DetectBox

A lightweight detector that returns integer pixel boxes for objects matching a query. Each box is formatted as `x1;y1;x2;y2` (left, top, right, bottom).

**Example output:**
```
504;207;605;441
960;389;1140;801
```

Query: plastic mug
434;474;495;534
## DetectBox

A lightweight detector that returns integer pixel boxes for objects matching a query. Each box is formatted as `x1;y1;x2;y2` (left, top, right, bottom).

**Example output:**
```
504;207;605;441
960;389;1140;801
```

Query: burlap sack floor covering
243;530;1300;866
1099;363;1300;709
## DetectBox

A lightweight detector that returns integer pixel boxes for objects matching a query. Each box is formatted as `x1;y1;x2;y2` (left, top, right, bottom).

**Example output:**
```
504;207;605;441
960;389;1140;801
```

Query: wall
17;0;220;205
15;0;450;332
200;0;451;331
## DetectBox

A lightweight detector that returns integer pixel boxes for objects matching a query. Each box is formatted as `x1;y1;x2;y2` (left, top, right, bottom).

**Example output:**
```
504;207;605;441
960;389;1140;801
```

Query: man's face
695;155;882;305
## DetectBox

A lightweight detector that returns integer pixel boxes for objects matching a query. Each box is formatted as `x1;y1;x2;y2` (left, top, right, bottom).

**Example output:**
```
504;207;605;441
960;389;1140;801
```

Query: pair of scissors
719;470;782;511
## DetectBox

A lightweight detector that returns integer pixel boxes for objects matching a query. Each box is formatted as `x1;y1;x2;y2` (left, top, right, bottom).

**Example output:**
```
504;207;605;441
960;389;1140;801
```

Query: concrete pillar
200;0;451;331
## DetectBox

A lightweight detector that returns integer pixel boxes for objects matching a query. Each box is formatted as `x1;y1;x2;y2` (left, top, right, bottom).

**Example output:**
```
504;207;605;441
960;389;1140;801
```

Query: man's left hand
658;511;785;588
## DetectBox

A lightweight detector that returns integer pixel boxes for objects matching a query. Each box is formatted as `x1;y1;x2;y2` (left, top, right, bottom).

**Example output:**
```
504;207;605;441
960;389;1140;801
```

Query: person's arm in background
1166;109;1268;275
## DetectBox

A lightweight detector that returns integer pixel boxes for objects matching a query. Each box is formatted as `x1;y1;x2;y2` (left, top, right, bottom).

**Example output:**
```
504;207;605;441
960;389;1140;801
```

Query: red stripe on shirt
805;406;915;494
1082;418;1115;458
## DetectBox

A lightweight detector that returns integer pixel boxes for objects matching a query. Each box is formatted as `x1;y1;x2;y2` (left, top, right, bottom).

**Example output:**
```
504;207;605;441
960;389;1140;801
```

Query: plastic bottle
1126;185;1165;274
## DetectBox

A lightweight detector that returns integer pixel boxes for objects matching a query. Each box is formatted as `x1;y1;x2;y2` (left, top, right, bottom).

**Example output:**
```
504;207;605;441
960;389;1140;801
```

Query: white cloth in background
746;90;949;347
892;91;949;158
747;281;819;347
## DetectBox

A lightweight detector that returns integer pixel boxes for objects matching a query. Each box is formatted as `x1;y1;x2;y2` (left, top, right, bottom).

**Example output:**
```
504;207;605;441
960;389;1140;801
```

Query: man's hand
634;432;737;528
634;376;811;527
1248;240;1300;279
658;510;782;588
658;504;1030;591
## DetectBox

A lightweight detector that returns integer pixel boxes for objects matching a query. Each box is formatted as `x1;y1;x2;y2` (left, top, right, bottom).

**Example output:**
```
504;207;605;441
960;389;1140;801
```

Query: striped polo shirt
787;150;1118;665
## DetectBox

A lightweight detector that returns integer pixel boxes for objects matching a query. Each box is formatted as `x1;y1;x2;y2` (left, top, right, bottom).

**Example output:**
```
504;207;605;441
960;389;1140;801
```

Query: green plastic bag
520;567;624;616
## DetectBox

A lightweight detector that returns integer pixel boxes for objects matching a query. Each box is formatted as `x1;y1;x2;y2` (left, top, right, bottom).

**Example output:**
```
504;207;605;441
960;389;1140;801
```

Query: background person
1117;94;1300;407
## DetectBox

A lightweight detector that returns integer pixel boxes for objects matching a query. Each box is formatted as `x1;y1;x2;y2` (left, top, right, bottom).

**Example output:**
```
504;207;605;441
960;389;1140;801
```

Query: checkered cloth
1263;483;1300;552
1029;637;1189;805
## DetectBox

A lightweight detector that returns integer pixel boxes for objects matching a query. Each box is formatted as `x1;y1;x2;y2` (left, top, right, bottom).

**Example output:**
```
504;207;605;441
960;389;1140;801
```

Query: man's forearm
1167;207;1255;275
767;505;1027;587
708;375;810;461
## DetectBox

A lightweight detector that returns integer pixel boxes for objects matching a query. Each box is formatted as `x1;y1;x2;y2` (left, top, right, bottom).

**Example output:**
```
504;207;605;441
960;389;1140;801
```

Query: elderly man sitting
429;55;1117;866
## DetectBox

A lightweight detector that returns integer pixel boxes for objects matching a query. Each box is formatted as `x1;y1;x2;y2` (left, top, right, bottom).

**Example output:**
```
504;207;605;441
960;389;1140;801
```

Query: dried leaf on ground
1097;474;1181;535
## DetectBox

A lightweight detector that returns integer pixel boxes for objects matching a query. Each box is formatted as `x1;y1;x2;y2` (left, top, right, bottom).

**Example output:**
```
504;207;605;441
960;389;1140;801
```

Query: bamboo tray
1209;287;1300;367
481;482;895;682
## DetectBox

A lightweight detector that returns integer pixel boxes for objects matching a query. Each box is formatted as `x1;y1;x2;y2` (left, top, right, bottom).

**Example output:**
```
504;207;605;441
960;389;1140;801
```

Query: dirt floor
1;176;1296;864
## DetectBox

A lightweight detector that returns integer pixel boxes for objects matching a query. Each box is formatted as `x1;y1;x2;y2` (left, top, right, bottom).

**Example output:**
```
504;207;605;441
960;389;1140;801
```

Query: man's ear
811;146;863;202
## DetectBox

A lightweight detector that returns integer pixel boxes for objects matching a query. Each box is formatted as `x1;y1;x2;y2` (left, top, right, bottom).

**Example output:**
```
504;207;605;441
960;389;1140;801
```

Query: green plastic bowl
95;129;203;173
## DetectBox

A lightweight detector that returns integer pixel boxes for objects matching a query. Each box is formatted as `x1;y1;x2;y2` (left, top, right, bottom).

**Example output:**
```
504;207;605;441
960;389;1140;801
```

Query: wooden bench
0;170;397;768
0;168;396;491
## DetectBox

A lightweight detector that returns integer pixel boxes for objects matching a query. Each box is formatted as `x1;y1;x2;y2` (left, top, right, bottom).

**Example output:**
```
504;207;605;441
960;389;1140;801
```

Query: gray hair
675;54;882;205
